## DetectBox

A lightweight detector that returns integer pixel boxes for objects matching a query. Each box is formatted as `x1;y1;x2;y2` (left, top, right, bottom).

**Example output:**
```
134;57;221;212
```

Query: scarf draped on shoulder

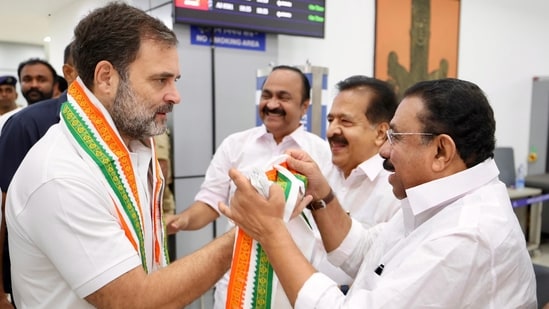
60;79;168;272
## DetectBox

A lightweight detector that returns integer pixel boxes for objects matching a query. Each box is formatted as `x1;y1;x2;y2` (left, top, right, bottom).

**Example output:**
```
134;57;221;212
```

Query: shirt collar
405;158;499;217
255;124;307;145
355;154;385;181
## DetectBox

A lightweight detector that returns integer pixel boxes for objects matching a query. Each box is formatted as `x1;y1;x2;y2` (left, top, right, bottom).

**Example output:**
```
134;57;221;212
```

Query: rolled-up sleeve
295;272;344;309
295;219;384;308
329;218;383;278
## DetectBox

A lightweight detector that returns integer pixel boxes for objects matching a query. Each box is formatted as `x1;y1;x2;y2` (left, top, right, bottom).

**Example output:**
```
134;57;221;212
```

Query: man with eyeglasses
220;78;537;308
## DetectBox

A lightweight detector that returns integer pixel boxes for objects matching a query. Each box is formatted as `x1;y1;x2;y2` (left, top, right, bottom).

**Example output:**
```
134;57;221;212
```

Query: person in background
0;42;77;309
17;58;57;105
221;78;537;308
5;3;233;308
0;76;19;117
314;75;401;287
0;76;19;307
165;65;332;308
166;65;331;233
153;130;177;261
0;76;21;135
53;75;68;98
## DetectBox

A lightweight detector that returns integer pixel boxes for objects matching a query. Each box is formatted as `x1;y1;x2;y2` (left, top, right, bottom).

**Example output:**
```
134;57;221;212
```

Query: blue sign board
190;26;266;51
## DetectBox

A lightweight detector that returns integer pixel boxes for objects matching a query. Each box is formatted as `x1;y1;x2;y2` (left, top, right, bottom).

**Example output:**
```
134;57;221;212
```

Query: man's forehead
391;98;424;127
21;63;50;71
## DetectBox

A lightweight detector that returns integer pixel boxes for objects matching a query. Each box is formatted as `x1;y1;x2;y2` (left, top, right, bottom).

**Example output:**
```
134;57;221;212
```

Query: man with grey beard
5;3;234;308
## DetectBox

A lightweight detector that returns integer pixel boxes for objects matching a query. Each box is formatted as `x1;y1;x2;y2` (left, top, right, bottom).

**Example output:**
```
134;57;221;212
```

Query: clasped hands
218;149;330;242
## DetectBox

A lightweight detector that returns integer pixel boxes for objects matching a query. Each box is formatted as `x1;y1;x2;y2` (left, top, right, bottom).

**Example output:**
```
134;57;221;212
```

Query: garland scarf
226;156;312;309
60;79;169;273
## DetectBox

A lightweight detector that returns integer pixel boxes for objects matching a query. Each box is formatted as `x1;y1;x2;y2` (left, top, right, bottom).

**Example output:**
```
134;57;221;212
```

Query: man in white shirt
315;75;401;285
325;75;400;227
166;65;331;232
221;78;537;308
166;65;332;308
6;3;234;308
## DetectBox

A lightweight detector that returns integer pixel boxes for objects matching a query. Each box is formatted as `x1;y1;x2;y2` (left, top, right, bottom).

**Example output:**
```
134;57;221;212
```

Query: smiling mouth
265;112;284;118
330;141;348;150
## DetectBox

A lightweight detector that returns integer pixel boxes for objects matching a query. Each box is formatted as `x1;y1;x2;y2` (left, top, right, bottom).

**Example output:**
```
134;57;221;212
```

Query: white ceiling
0;0;76;45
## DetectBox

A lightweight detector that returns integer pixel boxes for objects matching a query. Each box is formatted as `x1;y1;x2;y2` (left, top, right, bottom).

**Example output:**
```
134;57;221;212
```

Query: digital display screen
174;0;326;38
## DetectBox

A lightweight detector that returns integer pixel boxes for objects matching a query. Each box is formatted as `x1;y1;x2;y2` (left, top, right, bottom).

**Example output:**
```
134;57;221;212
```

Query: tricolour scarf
226;156;311;308
60;79;168;272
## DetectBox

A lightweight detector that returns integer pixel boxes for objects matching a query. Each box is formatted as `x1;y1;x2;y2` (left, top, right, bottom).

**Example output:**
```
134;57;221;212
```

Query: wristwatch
307;188;335;211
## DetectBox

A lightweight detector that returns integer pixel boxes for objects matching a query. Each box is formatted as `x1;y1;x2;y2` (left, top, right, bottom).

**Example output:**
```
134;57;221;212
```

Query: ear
93;60;118;98
300;98;311;116
62;64;78;85
431;134;457;172
374;122;390;147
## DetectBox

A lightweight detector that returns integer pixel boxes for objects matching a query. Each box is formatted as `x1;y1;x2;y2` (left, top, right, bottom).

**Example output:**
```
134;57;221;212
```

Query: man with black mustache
166;65;332;308
325;75;400;227
17;58;57;105
316;75;401;286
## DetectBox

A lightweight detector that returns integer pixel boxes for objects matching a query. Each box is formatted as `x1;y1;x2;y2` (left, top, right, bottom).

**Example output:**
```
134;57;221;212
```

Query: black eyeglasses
386;128;436;145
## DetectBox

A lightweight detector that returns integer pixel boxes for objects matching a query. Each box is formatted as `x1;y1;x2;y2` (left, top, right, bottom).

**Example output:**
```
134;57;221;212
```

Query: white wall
47;0;118;72
35;0;549;170
277;0;549;172
278;0;376;98
458;0;549;169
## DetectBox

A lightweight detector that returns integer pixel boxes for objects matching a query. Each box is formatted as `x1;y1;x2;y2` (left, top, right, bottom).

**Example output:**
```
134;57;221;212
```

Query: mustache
24;88;43;96
328;135;348;146
262;106;285;116
156;104;173;114
383;158;395;172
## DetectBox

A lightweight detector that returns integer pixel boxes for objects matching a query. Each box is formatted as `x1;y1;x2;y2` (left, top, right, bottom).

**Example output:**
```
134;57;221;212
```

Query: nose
379;139;391;159
326;120;341;138
165;83;181;105
28;79;40;88
265;98;280;109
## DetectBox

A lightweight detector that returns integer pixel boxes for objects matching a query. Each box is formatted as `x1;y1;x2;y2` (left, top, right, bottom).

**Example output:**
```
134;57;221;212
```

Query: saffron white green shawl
226;155;313;309
60;78;169;273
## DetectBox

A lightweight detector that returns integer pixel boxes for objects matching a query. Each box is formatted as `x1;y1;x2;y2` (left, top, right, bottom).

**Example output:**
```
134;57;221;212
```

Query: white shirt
295;159;537;308
208;124;332;309
312;154;400;284
326;154;400;228
196;124;332;211
6;91;150;308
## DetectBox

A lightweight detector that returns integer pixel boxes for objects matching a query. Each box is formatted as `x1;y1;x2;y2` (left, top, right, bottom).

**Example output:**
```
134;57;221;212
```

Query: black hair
63;42;73;65
57;75;68;92
336;75;398;124
17;58;57;82
72;2;178;88
403;78;496;167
